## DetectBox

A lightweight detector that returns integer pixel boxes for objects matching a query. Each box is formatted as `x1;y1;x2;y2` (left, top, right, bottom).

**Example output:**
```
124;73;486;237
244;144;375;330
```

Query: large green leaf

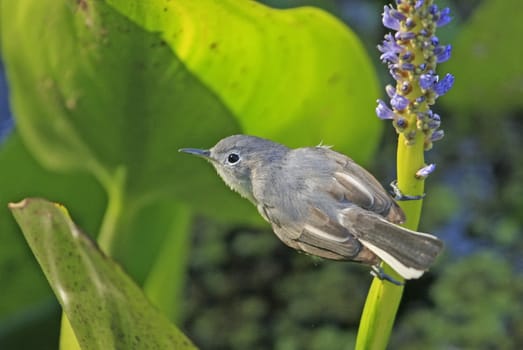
107;0;381;163
9;198;196;350
1;0;242;212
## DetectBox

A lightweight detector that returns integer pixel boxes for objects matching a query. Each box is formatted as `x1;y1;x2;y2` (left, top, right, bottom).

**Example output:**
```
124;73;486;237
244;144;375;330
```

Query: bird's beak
178;148;211;158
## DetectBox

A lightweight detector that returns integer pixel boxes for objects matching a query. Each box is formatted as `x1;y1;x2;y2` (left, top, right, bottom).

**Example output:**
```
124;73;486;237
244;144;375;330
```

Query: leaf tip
8;198;30;210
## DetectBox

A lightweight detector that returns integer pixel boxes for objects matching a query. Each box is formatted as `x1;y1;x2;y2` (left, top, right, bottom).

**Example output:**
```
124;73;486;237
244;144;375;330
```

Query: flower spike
375;0;454;150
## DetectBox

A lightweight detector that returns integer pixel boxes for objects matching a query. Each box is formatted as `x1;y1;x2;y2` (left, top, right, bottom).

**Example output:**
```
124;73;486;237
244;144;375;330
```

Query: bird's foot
390;180;425;201
370;265;404;286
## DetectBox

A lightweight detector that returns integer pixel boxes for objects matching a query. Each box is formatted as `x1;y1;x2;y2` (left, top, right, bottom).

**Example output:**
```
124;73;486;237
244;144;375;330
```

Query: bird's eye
227;153;240;164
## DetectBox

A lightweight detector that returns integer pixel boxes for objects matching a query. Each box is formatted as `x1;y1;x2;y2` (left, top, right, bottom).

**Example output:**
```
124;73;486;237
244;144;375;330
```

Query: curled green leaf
9;198;196;350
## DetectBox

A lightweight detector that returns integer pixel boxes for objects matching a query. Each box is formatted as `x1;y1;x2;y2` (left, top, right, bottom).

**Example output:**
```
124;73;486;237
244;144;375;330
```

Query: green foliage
9;198;195;349
392;253;523;349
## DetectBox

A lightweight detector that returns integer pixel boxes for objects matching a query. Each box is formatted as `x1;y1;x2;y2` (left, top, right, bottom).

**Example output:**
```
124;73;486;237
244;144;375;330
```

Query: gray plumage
180;135;443;280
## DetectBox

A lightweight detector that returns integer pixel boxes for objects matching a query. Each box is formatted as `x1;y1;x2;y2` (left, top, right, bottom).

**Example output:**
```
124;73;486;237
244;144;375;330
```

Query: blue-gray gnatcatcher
180;135;443;282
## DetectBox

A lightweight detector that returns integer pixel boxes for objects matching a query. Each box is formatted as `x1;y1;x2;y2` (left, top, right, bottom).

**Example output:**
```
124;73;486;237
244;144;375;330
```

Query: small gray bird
180;135;443;281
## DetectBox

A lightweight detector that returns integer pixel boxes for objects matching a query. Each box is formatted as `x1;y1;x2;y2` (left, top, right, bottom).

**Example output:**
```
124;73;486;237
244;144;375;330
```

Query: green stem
355;132;425;350
396;132;425;230
144;203;192;323
97;166;127;255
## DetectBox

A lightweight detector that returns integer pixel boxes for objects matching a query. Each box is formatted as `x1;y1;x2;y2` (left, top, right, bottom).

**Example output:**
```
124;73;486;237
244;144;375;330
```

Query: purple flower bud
382;5;400;31
434;73;454;96
382;33;401;51
391;94;410;111
416;163;436;179
378;34;401;64
389;67;403;81
430;112;441;121
380;52;398;64
396;117;408;129
427;117;441;129
431;129;445;141
386;84;396;98
395;31;416;41
435;44;452;63
402;63;415;71
376;99;396;120
402;51;413;61
390;9;407;22
437;8;452;27
420;72;437;90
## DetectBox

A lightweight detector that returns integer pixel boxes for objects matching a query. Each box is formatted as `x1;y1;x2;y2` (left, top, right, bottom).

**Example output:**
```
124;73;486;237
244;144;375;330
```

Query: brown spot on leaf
66;97;78;110
77;0;88;12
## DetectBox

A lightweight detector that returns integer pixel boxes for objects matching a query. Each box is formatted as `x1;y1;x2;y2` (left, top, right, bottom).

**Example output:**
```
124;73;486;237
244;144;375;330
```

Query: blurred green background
1;0;522;349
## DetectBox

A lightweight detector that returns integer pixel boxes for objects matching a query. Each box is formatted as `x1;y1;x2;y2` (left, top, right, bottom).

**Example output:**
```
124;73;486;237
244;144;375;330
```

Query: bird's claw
371;265;404;286
390;180;425;201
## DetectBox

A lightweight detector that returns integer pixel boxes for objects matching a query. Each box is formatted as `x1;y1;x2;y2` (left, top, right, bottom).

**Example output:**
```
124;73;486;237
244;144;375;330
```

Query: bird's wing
262;202;376;263
326;149;406;224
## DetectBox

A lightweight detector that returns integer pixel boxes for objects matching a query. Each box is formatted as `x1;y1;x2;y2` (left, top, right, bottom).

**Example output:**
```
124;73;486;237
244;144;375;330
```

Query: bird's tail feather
340;207;444;279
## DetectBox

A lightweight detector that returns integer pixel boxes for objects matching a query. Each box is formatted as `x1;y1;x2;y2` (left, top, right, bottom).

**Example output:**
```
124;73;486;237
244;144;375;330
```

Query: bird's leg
370;265;404;286
390;180;425;201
